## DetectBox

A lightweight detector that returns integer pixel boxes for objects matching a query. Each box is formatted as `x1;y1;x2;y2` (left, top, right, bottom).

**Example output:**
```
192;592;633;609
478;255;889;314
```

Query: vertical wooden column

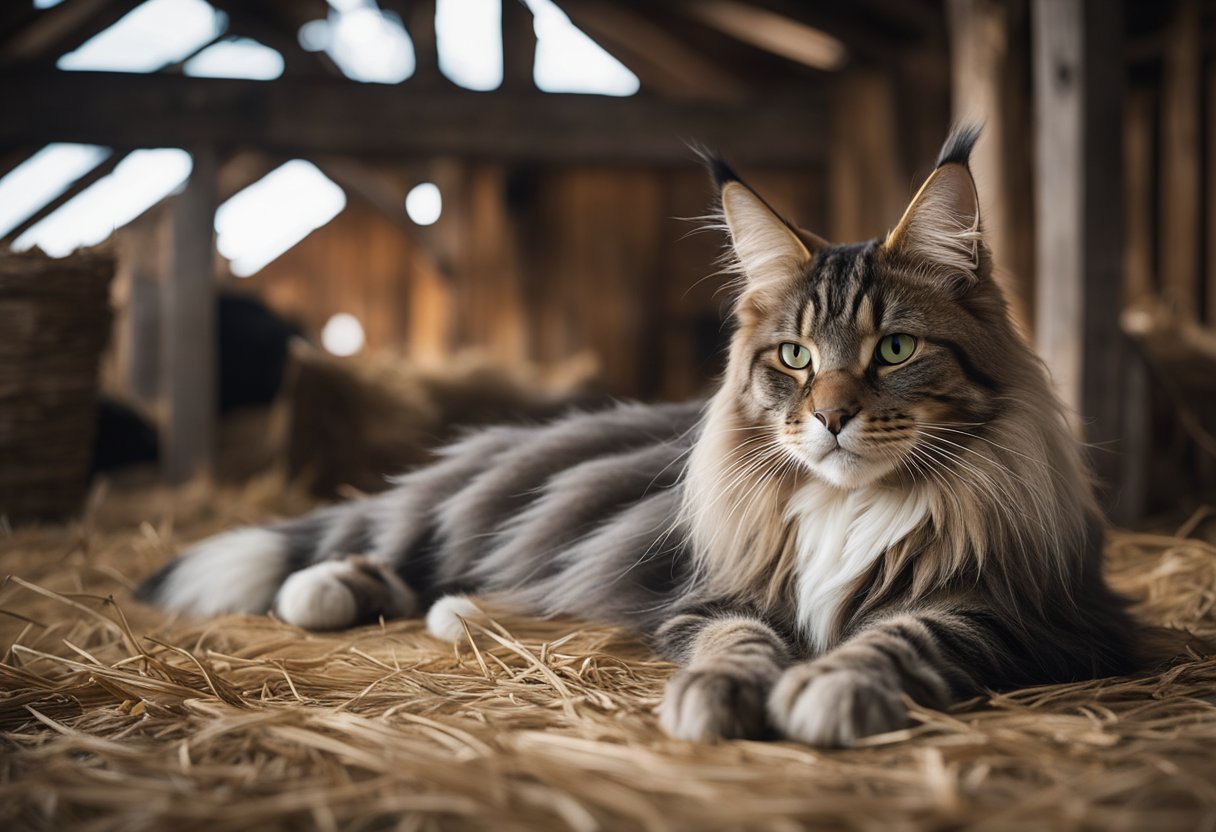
1031;0;1132;518
946;0;1035;332
501;0;536;92
163;146;218;485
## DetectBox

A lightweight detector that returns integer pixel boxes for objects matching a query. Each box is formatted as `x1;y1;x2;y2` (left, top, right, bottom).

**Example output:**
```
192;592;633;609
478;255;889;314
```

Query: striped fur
139;127;1137;747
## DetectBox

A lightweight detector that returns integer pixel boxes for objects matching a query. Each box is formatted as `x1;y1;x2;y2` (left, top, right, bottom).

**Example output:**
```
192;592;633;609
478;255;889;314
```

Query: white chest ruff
787;484;930;652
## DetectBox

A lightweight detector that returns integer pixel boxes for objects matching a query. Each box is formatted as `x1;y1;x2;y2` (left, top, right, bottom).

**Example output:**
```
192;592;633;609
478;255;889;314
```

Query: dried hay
2;478;1216;831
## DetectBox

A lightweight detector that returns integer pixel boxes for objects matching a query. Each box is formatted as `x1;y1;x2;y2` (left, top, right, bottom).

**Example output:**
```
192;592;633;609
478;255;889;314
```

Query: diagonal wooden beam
1;149;126;246
0;0;145;68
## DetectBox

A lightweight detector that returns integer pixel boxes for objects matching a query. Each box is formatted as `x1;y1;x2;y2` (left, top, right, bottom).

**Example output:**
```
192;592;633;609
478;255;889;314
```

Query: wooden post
946;0;1035;332
163;146;218;485
1031;0;1133;519
501;0;536;92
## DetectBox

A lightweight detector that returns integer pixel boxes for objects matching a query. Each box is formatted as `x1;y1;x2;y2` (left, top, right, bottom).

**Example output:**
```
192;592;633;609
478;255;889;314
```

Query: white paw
658;666;773;742
274;561;360;630
425;595;483;642
768;665;908;748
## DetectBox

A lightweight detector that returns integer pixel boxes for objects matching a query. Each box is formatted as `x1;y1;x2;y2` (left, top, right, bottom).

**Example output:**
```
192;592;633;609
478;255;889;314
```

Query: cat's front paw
659;666;774;742
767;663;908;748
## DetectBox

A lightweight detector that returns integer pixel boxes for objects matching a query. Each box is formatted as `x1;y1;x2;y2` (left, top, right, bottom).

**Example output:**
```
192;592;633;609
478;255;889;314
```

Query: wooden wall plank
1159;0;1202;318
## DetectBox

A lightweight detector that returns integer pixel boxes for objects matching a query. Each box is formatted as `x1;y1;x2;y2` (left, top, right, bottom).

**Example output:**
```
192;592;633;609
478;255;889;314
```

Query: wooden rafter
0;70;830;164
0;0;145;68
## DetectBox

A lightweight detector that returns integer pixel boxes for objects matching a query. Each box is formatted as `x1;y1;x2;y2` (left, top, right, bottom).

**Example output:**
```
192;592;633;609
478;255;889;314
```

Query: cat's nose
813;406;858;435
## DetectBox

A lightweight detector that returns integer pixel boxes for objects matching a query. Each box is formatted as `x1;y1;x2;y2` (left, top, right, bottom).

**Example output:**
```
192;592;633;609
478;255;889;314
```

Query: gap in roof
297;1;414;84
184;37;284;80
523;0;639;96
34;0;66;9
13;149;193;257
215;161;346;278
57;0;226;74
436;0;502;91
0;144;110;239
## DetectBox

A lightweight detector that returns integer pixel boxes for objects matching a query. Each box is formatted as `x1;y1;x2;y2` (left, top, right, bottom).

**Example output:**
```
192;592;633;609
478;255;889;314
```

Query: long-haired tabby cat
139;127;1136;747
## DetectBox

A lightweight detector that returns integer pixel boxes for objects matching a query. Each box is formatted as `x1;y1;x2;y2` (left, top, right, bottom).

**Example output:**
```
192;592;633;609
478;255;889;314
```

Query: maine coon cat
139;127;1136;747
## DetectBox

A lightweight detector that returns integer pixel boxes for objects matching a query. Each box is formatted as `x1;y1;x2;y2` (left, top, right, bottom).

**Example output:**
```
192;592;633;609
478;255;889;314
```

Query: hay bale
285;346;606;498
0;250;114;523
1;481;1215;830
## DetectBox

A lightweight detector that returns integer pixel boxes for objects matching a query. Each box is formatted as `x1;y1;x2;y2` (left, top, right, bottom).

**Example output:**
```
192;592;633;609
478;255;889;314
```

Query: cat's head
712;126;1021;490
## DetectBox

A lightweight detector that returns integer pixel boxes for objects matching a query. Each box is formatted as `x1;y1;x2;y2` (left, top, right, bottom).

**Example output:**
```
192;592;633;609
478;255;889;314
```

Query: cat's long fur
139;128;1136;747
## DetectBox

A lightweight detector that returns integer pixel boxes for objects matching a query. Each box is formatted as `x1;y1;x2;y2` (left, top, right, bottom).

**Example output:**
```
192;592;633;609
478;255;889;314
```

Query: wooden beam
683;1;848;72
946;0;1035;330
1031;0;1130;517
0;71;830;165
557;0;749;101
501;0;536;92
0;0;144;68
163;147;219;485
0;150;125;246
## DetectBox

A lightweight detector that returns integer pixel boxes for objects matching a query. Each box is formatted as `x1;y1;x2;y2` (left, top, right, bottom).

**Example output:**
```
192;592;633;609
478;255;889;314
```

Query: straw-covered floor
2;477;1216;832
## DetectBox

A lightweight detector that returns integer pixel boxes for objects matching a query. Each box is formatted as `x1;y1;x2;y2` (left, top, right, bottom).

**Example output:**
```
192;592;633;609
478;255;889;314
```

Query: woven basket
0;250;115;523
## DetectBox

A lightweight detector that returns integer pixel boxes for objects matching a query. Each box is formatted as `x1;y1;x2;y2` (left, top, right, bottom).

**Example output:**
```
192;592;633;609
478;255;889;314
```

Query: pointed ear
882;160;985;290
719;180;813;300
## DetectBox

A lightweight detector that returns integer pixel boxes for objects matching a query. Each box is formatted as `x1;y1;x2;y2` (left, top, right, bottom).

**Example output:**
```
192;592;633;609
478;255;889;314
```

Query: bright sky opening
184;37;284;80
436;0;502;91
0;144;110;239
215;161;347;278
524;0;639;96
13;149;193;257
57;0;226;73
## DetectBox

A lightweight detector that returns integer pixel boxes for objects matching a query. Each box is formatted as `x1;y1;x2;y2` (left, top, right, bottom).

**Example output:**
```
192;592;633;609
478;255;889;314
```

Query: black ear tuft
706;155;740;188
690;143;740;188
935;124;983;168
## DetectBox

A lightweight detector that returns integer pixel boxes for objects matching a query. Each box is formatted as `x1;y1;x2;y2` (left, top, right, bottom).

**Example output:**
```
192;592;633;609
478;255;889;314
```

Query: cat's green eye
875;334;917;366
779;342;812;370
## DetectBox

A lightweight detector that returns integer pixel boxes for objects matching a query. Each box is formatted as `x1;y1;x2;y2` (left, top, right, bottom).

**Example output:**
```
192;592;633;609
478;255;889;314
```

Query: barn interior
3;1;1216;829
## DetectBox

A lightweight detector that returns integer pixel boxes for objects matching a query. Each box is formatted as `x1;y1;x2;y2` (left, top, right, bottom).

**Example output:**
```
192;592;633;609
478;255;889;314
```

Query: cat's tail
134;499;416;629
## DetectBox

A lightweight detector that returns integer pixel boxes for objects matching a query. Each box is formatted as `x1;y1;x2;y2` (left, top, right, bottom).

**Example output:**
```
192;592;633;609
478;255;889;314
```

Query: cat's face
717;157;1009;490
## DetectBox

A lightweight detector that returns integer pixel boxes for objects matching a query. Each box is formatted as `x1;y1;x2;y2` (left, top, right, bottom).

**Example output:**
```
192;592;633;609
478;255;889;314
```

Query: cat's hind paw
274;556;416;631
424;595;485;642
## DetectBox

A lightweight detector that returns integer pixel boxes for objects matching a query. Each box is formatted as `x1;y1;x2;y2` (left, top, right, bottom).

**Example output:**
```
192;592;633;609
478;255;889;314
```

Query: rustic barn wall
249;162;825;402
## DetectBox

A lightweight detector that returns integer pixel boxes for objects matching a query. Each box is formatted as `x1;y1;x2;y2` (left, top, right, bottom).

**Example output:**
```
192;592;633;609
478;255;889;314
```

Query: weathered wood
0;0;144;67
1208;62;1216;323
0;151;125;246
946;0;1035;331
1124;85;1154;303
827;69;907;242
500;0;536;93
0;71;830;165
684;1;848;72
1031;0;1130;517
163;147;219;485
1159;0;1202;318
